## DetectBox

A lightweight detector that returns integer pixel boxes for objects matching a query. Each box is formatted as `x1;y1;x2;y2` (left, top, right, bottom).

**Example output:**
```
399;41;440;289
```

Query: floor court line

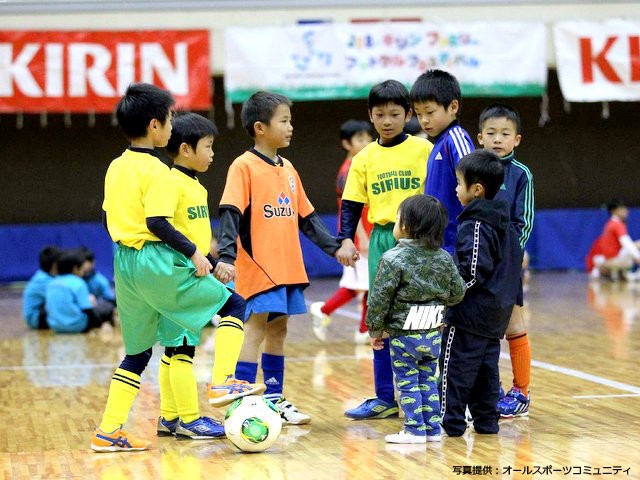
6;303;638;397
309;301;640;396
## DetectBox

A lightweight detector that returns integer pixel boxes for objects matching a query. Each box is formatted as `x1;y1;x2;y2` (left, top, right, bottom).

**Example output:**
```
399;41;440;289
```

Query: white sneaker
427;433;442;442
385;430;427;444
310;302;331;342
276;398;311;425
353;329;370;345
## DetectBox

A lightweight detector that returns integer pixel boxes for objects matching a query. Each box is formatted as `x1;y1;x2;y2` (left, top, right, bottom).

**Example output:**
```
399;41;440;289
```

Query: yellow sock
212;316;245;384
99;368;141;433
170;354;199;424
159;353;177;421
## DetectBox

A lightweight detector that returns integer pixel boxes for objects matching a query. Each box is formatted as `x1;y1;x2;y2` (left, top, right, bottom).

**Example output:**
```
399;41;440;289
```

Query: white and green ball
224;395;282;452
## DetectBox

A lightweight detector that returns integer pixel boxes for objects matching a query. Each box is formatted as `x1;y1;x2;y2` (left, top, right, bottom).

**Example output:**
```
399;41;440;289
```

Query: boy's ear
477;133;484;146
514;133;522;147
179;142;191;156
404;108;413;123
473;182;485;198
341;139;351;151
253;120;266;137
448;99;460;115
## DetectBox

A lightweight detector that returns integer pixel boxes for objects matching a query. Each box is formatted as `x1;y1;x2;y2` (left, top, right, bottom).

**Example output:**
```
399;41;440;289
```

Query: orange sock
507;332;530;393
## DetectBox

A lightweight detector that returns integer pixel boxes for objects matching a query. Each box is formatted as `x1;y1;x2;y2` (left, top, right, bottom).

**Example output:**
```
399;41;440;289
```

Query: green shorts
368;223;397;288
114;243;231;354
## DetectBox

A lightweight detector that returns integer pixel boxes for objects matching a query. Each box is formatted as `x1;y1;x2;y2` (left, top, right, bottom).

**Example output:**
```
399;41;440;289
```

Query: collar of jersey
250;147;283;167
172;164;197;179
377;132;407;148
128;146;162;159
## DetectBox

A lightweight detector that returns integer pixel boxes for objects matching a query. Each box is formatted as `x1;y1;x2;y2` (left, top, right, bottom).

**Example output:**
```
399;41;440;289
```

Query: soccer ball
224;395;282;452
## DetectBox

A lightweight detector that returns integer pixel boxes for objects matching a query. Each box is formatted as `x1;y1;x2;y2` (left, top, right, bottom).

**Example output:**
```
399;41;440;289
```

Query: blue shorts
245;286;306;321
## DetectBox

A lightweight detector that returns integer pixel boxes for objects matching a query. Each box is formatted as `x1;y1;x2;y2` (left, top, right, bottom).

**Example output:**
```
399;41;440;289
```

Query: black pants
85;299;115;331
439;325;501;436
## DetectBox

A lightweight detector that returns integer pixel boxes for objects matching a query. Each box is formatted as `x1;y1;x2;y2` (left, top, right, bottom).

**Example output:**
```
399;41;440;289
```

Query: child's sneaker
91;427;151;452
276;398;311;425
385;430;427;444
207;376;266;407
344;397;399;420
174;416;225;439
309;301;331;342
498;387;530;418
157;416;178;436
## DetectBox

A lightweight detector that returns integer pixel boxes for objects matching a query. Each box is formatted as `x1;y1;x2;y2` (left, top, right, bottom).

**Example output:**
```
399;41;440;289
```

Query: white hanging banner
554;20;640;102
224;21;547;102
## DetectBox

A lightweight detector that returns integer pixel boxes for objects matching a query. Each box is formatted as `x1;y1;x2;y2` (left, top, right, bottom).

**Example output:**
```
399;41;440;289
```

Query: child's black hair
478;103;521;134
241;91;292;138
116;83;175;140
339;119;373;142
166;112;218;157
605;198;627;214
78;246;95;263
456;150;505;200
397;194;448;249
368;79;411;114
38;246;62;273
410;69;461;110
403;117;423;136
56;249;87;275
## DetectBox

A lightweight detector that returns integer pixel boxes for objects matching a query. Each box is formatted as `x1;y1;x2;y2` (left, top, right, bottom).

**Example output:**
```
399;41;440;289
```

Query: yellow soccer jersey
342;135;432;225
170;167;211;254
103;149;175;249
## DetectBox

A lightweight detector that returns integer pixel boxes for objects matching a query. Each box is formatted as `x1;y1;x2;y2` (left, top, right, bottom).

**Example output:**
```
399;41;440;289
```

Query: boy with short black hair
46;248;114;333
215;91;345;424
79;246;115;304
155;112;264;440
93;83;246;452
439;150;523;437
410;69;475;255
477;103;535;418
23;245;61;329
335;79;433;419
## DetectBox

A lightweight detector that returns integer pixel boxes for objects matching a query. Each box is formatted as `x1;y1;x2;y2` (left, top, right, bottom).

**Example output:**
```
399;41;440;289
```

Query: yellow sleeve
341;151;369;204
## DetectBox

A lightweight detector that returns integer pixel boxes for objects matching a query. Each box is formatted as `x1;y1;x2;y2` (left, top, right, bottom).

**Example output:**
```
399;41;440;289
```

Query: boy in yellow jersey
92;84;252;452
336;79;433;419
156;112;265;440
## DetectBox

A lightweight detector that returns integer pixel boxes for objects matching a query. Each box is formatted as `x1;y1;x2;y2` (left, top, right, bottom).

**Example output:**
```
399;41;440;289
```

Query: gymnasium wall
1;71;639;225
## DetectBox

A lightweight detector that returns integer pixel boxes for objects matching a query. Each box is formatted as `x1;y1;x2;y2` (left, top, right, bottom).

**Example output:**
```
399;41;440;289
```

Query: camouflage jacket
366;238;466;338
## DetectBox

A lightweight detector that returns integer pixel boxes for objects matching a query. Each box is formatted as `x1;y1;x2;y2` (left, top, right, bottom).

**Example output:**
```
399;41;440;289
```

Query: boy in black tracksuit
439;150;523;437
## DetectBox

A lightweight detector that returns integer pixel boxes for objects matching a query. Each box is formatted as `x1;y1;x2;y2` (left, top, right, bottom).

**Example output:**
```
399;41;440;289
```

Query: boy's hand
370;336;384;350
191;250;213;277
214;261;236;284
336;238;360;267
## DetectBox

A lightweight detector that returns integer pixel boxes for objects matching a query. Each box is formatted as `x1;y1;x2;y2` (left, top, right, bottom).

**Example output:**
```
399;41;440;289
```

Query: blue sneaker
498;387;530;418
175;416;225;439
157;416;179;436
345;397;399;419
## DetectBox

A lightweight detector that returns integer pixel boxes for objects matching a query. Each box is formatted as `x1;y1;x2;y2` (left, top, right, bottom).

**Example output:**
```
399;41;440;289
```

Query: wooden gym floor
0;271;639;479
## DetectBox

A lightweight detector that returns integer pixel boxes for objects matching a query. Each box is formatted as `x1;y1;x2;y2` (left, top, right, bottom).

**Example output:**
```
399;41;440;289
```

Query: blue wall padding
2;209;638;283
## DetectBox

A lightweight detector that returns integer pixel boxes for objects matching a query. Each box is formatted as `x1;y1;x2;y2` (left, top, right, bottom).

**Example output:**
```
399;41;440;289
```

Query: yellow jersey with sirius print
170;168;211;253
102;149;176;249
342;135;432;225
